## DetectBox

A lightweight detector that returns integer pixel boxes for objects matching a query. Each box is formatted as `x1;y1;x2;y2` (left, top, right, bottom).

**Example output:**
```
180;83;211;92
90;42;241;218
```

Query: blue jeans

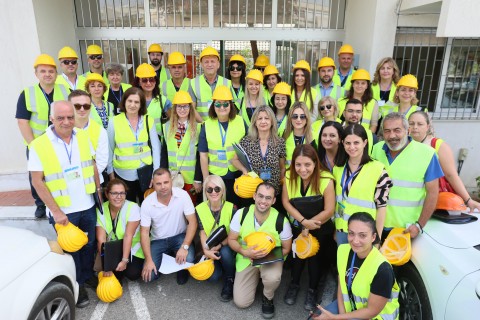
150;233;195;281
50;205;97;285
324;299;340;314
209;245;236;282
336;231;348;246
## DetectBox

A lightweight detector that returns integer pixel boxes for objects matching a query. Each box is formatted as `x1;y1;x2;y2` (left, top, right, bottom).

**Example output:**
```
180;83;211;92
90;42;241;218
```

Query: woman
239;69;266;126
104;63;132;113
134;63;170;138
198;85;247;203
85;72;114;129
161;90;201;203
408;111;480;211
333;124;391;245
270;82;292;137
227;54;246;109
263;65;281;106
316;121;344;172
338;69;379;133
291;60;318;120
96;179;144;281
312;96;341;146
107;87;160;204
195;175;236;302
311;212;399;319
371;57;400;107
283;102;314;169
282;144;336;311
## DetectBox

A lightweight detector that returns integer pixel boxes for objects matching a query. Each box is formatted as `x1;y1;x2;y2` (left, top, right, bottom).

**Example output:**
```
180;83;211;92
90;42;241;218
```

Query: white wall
438;0;480;37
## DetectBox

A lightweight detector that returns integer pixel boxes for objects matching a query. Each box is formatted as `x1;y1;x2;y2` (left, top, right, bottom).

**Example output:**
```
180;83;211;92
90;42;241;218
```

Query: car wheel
397;263;433;320
27;281;75;320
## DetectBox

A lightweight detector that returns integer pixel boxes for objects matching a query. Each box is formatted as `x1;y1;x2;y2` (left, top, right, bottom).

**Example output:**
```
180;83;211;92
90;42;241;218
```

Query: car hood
425;214;480;249
0;227;50;291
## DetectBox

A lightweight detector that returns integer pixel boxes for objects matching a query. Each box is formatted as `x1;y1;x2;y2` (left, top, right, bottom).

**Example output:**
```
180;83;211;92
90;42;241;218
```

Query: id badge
378;100;386;107
337;201;345;217
260;169;271;180
64;166;81;182
133;142;143;154
217;150;227;160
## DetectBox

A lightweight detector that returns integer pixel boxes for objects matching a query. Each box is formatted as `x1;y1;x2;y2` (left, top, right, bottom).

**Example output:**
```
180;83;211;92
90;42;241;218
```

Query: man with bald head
28;100;102;308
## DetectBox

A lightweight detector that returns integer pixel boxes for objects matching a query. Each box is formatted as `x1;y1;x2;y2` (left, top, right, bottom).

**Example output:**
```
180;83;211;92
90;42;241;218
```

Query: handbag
171;170;185;188
205;226;228;249
137;115;154;193
431;138;455;194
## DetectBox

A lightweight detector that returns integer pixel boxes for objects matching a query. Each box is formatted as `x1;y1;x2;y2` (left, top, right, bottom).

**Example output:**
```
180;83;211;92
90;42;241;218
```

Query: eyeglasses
109;192;127;197
346;109;362;114
214;102;230;109
176;105;190;110
141;77;156;84
89;55;103;60
206;186;222;194
291;114;307;120
74;103;91;111
61;60;77;65
320;104;333;111
229;65;243;72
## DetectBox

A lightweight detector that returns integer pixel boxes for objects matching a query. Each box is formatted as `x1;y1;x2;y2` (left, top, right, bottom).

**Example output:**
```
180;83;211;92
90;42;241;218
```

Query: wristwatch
182;244;189;250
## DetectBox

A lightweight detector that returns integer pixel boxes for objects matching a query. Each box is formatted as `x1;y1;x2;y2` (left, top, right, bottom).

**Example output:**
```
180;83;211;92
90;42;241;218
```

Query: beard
385;134;409;151
321;76;332;84
151;59;161;66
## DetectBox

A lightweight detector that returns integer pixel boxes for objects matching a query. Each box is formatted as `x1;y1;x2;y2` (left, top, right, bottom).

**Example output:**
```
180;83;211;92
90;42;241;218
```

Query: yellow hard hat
85;72;106;86
55;222;88;252
148;43;163;53
200;46;220;61
293;60;311;73
86;44;103;55
351;69;371;82
263;65;279;76
96;271;123;303
317;57;336;70
229;54;246;65
167;51;186;65
338;44;354;55
212;85;233;101
293;233;320;259
246;69;264;84
173;90;193;105
34;54;57;68
380;228;412;266
187;257;215;281
58;46;78;60
234;174;264;199
397;74;418;90
272;82;291;96
254;54;270;68
136;63;156;78
244;231;276;254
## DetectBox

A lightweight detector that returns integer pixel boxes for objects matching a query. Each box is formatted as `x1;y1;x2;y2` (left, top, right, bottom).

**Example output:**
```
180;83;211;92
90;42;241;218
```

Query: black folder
102;239;124;272
290;195;324;219
252;247;284;266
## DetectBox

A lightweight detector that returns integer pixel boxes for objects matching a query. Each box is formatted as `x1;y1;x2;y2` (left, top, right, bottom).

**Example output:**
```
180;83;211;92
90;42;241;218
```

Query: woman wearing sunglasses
239;69;266;126
227;55;246;109
195;175;236;301
291;60;318;120
312;97;341;147
271;82;292;137
85;72;114;129
96;179;144;281
263;65;282;107
198;85;247;203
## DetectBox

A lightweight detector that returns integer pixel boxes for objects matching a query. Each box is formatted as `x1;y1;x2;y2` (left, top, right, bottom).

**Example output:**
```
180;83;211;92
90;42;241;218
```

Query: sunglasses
89;55;103;60
214;102;230;109
291;114;307;120
141;77;156;84
229;65;243;72
61;60;77;65
206;186;222;194
176;105;190;110
320;104;333;111
74;103;91;111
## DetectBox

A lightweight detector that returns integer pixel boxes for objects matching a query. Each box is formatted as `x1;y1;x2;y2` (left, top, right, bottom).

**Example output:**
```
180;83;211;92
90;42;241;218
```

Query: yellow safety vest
285;132;309;169
314;83;345;101
147;95;168;138
86;120;102;153
291;87;318;113
239;96;267;126
338;98;377;131
191;75;231;121
161;78;190;103
156;66;171;86
233;86;245;110
103;83;132;101
56;74;87;91
196;201;234;236
371;83;397;103
90;101;114;129
277;115;288;137
263;89;273;107
380;102;424;119
311;118;342;147
333;69;354;91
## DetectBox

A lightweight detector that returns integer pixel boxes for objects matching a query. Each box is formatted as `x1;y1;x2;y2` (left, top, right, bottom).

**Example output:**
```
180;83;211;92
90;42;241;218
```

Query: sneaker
76;285;89;308
304;288;318;311
283;283;300;305
261;294;275;319
220;277;234;302
85;275;99;289
34;205;46;219
176;270;189;285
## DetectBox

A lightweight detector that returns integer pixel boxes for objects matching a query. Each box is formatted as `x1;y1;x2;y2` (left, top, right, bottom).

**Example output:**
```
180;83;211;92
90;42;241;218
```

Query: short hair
348;212;379;244
105;178;128;194
203;175;227;203
118;87;147;116
345;98;363;109
383;112;409;131
372;57;400;85
318;96;339;120
106;63;125;76
263;73;282;91
85;78;107;95
208;100;237;120
255;181;276;194
50;100;73;117
153;168;171;178
68;89;91;101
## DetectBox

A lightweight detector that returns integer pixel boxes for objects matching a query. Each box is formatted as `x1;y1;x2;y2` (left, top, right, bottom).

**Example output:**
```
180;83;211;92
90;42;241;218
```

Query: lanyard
276;114;286;128
218;121;228;148
247;99;255;117
107;205;122;241
340;164;363;200
324;155;333;172
52;127;74;165
127;115;141;141
110;87;122;104
208;202;223;235
40;87;52;105
295;135;305;146
260;140;269;168
347;252;356;290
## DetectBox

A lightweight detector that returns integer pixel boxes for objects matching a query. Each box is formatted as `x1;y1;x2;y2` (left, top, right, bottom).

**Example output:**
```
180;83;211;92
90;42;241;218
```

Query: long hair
291;69;315;112
270;93;292;116
244;78;266;107
372;57;400;85
226;60;246;92
282;101;313;144
247;105;280;147
317;121;345;169
263;74;282;91
317;96;339;120
118;87;147;116
134;75;161;101
207;100;237;120
168;102;197;139
337;124;372;167
345;80;374;106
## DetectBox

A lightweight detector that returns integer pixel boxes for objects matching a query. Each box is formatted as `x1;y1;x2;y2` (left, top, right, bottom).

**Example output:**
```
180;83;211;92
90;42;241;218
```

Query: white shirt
230;208;293;241
83;121;108;184
140;187;195;240
28;126;95;216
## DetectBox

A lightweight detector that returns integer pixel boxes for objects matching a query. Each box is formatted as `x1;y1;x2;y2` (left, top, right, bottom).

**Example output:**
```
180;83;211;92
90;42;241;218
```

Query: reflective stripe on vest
161;78;190;103
333;70;353;91
360;99;378;129
233;86;245;109
291;87;317;113
196;201;234;236
315;83;344;100
87;119;102;152
192;76;230;121
147;97;166;137
371;83;397;102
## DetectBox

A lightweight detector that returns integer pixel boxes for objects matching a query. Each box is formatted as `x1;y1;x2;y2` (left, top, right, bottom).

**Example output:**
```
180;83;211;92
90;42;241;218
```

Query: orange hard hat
436;192;467;213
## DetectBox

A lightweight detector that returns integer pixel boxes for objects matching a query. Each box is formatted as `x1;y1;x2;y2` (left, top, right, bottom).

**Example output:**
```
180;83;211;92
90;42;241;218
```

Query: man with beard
372;112;442;240
83;44;109;85
314;57;345;102
342;99;377;153
148;44;171;86
56;46;86;91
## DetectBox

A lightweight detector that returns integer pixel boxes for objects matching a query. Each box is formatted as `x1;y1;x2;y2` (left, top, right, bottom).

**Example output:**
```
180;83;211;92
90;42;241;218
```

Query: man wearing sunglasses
148;43;171;86
161;52;190;103
314;57;345;102
56;46;86;91
83;44;109;85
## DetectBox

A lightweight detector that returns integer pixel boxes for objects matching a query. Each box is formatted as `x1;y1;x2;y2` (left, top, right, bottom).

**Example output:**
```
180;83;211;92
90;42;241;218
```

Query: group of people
18;42;480;319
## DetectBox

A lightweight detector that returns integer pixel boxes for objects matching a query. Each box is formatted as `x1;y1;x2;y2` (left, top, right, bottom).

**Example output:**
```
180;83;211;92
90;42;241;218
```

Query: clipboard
252;247;283;266
102;239;124;272
233;143;252;171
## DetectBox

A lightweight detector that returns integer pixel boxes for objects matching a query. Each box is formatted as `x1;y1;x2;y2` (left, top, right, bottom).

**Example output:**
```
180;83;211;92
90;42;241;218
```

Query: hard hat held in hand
96;271;123;303
380;227;411;266
244;231;276;254
55;222;88;252
292;233;320;259
187;256;215;281
234;173;263;199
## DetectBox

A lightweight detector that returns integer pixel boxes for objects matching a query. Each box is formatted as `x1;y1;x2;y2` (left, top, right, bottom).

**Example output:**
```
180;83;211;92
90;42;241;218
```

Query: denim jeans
336;231;348;246
324;299;340;314
150;233;195;281
208;245;236;282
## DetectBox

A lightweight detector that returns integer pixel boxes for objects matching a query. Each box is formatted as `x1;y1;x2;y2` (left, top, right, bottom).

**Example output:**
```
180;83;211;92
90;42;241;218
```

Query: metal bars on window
277;0;345;29
149;0;208;27
75;0;145;27
213;0;272;28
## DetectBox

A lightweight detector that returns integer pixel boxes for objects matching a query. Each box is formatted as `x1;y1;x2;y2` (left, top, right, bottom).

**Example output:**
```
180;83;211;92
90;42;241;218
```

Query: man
333;44;355;91
28;100;102;308
56;46;86;91
228;182;292;319
254;54;270;73
148;43;171;85
314;56;345;101
140;168;197;284
83;44;109;85
16;54;69;218
189;46;232;122
161;51;190;102
372;112;443;239
342;98;377;153
69;90;108;185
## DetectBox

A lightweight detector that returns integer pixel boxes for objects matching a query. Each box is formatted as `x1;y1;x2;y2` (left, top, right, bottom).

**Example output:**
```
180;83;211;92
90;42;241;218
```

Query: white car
0;226;78;320
397;210;480;319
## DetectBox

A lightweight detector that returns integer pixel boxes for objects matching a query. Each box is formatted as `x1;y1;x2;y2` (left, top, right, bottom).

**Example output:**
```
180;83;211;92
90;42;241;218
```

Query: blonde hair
317;96;339;120
282;101;313;144
203;175;227;203
168;102;197;139
393;87;420;105
247;105;280;147
244;78;266;107
372;57;400;85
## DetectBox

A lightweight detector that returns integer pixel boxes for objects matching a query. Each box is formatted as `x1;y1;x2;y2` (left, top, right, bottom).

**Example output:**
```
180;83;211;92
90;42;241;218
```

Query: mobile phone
306;307;322;320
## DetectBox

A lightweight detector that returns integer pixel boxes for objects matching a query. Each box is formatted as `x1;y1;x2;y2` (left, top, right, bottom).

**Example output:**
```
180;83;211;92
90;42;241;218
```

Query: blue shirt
319;82;334;98
338;68;353;84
